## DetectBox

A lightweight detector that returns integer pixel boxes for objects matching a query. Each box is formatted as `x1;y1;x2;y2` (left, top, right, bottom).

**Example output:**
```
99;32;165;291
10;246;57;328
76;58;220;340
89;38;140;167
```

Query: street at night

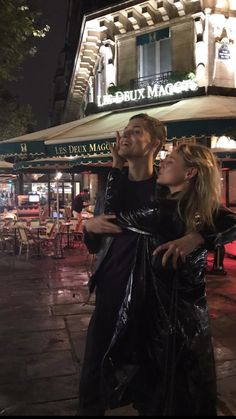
1;0;236;416
0;248;235;416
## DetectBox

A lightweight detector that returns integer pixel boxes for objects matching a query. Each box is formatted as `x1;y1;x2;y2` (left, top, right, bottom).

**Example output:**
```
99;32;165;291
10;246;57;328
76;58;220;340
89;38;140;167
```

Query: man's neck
127;158;154;181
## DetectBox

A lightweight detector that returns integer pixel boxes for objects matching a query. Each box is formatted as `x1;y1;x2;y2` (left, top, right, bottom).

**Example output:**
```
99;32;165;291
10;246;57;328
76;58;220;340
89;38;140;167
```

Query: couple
79;114;236;416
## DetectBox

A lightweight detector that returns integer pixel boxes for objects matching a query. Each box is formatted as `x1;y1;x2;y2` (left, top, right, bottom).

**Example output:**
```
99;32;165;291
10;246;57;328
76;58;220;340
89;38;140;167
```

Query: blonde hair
176;143;221;232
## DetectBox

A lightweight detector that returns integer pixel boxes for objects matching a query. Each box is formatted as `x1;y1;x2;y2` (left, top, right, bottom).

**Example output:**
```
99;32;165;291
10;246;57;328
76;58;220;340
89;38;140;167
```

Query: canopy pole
47;174;51;218
56;178;60;232
55;171;62;232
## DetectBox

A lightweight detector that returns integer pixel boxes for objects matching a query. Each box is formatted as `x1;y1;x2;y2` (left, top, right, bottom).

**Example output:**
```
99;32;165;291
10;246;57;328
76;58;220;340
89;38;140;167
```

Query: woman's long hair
176;143;221;232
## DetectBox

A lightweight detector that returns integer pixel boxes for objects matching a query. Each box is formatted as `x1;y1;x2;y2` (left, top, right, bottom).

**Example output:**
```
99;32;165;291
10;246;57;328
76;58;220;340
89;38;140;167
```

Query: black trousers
78;287;125;416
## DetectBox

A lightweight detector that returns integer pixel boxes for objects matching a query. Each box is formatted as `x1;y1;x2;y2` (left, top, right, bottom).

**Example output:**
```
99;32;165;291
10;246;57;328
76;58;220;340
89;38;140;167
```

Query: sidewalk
0;249;235;416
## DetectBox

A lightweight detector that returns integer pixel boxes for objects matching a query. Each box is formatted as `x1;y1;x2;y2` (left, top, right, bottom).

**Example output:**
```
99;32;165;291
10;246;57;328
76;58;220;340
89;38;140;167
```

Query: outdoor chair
39;223;62;256
29;219;40;229
17;227;39;260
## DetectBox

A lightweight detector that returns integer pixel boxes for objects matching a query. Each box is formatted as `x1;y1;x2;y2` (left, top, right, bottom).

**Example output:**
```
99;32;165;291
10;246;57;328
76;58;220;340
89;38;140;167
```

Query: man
78;114;205;416
72;188;90;219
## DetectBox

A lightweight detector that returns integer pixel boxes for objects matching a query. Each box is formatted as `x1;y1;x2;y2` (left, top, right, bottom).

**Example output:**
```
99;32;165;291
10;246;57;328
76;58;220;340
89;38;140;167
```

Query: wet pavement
0;248;235;416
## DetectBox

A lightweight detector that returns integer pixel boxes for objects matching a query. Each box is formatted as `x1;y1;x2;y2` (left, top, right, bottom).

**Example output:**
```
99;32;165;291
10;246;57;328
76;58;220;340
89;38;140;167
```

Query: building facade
51;0;236;207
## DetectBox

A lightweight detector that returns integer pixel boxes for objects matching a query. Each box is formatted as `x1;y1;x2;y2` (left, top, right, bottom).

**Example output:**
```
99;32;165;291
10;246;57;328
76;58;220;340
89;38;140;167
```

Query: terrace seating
17;227;40;260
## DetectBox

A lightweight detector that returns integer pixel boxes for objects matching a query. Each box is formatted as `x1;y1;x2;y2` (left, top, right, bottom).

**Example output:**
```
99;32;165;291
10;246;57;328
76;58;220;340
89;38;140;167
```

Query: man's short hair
130;113;166;153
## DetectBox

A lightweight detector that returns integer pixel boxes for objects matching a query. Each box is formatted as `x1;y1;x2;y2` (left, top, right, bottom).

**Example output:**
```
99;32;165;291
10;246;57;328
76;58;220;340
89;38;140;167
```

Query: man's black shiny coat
84;168;236;416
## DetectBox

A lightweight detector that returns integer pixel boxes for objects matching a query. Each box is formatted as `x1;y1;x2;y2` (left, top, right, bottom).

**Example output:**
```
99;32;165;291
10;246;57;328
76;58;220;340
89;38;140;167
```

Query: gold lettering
55;146;67;155
89;144;97;153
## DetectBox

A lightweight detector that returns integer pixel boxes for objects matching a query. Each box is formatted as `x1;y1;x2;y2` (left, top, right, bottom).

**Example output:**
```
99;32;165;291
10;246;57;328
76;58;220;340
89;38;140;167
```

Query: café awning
14;154;113;171
0;160;14;173
0;112;111;159
45;95;236;158
1;95;236;161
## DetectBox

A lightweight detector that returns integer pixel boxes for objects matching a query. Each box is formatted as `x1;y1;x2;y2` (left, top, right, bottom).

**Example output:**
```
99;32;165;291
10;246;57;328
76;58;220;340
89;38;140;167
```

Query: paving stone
220;293;236;303
52;303;94;316
48;290;81;305
0;304;50;318
210;316;236;338
106;405;138;416
0;330;71;355
0;279;47;291
47;278;89;290
27;375;79;403
0;249;235;416
0;316;66;333
217;376;236;415
26;350;78;379
66;314;92;332
214;339;236;362
6;399;79;416
216;359;236;380
69;331;87;363
0;382;28;413
0;358;26;382
0;290;52;306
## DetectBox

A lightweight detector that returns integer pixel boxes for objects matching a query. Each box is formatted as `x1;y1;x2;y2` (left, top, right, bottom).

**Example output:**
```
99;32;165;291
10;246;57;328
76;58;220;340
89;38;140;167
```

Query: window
137;28;171;78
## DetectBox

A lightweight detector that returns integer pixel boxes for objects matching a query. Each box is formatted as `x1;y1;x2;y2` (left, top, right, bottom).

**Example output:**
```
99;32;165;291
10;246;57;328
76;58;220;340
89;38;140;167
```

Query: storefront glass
0;180;15;212
229;170;236;208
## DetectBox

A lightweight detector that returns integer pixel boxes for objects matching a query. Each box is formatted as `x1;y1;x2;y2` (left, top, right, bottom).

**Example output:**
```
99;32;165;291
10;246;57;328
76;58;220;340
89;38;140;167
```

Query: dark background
9;0;122;131
10;0;69;131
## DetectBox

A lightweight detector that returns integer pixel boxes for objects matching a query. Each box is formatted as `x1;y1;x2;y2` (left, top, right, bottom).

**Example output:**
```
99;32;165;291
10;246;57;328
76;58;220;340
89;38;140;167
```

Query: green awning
167;119;236;138
0;112;111;159
46;137;116;158
2;95;236;163
0;140;45;159
14;154;113;171
0;160;14;174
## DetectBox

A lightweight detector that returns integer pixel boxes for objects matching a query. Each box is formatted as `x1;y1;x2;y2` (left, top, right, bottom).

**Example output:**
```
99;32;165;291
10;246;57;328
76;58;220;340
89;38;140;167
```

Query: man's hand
108;131;126;170
84;214;123;235
153;233;204;269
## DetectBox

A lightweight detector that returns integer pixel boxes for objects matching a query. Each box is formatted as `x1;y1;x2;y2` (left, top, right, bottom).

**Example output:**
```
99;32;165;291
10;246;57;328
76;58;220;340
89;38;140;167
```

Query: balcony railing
131;71;176;90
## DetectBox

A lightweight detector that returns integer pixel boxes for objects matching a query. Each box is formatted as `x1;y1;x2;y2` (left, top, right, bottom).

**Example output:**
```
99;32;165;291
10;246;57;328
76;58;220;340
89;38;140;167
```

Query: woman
100;143;236;416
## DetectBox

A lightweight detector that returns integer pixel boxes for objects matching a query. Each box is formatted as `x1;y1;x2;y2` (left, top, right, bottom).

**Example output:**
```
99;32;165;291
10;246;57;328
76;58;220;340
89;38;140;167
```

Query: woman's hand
153;233;204;269
108;131;126;170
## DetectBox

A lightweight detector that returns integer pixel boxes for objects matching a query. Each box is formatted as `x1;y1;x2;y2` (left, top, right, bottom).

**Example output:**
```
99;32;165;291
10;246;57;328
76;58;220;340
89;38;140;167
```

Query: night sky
10;0;69;131
10;0;121;132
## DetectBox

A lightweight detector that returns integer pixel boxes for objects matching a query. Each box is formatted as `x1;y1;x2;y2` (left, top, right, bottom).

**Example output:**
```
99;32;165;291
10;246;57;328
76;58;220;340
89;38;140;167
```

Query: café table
62;222;74;249
29;226;46;257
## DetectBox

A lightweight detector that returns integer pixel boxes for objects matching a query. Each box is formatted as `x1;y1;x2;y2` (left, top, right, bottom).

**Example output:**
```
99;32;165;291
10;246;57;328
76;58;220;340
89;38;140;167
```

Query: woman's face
157;150;189;187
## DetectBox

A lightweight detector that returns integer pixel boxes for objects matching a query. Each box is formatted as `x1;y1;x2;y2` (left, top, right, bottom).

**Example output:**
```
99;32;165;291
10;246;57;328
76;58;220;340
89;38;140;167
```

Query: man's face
118;118;158;159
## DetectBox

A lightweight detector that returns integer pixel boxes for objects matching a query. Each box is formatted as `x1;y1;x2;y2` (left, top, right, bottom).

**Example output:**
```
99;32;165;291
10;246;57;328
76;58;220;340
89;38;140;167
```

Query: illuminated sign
215;136;236;149
97;79;198;107
218;43;231;60
51;139;116;157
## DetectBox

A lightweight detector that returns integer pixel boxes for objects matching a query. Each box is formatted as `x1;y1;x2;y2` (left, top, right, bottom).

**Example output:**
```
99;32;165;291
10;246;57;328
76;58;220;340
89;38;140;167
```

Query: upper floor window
137;28;171;78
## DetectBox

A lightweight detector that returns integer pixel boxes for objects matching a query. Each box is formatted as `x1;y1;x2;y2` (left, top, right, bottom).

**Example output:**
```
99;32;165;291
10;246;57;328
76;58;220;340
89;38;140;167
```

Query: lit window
137;28;171;78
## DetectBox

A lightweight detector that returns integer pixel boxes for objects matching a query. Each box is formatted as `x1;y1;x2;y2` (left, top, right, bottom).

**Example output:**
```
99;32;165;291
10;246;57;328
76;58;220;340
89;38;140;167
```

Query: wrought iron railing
131;71;174;90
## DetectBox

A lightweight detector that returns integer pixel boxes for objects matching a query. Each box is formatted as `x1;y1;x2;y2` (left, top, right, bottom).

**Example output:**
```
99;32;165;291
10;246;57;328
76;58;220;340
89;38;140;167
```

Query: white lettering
159;85;166;96
164;83;174;95
147;85;158;98
189;80;198;91
97;80;198;106
173;81;183;94
137;88;146;99
124;91;131;102
130;90;139;101
115;91;124;103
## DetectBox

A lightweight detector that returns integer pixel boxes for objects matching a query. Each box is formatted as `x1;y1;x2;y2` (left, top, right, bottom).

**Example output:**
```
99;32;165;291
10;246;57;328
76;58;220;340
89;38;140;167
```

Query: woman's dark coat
84;168;236;416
